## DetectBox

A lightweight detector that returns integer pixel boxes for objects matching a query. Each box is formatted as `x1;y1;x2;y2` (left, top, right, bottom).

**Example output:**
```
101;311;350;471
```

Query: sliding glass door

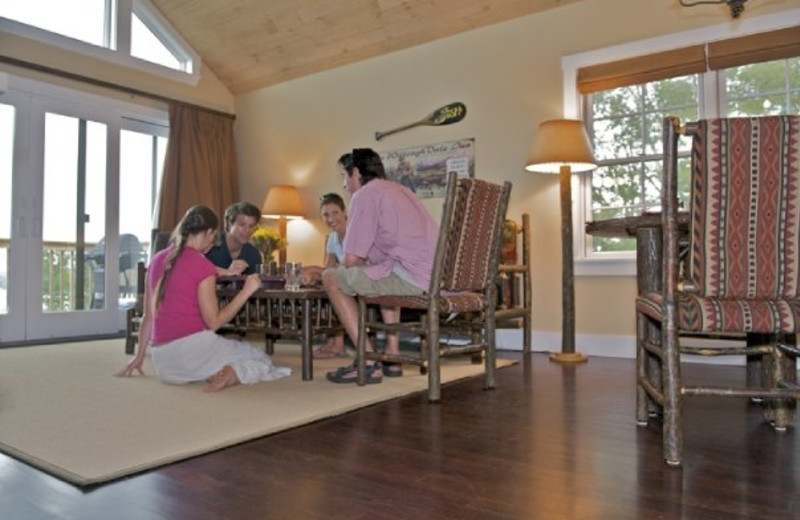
0;76;166;344
0;102;19;339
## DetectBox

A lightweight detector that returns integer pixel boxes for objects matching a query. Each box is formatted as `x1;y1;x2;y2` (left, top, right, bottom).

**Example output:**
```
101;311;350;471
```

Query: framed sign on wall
379;138;475;199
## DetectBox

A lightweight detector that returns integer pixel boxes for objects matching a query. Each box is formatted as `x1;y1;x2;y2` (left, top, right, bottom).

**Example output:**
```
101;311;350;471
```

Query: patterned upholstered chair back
438;177;506;293
688;116;800;300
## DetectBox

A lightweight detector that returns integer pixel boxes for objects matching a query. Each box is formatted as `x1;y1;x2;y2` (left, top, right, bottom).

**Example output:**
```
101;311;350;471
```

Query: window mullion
104;0;116;50
116;0;132;55
702;69;719;119
785;60;792;113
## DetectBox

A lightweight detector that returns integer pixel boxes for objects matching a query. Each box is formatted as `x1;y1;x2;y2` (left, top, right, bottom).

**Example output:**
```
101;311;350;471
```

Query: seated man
322;148;438;384
206;201;262;276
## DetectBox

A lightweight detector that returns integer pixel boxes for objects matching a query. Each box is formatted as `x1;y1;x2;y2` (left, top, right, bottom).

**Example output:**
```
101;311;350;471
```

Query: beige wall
234;0;797;347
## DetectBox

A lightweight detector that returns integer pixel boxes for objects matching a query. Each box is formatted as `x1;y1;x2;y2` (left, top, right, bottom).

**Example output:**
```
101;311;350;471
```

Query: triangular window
131;11;185;73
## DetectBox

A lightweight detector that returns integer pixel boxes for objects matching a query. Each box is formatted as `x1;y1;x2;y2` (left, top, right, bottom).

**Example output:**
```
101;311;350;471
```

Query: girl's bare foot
204;365;240;392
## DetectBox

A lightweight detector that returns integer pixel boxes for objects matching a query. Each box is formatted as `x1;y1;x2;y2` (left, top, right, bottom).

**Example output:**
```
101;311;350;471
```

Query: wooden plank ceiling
151;0;584;94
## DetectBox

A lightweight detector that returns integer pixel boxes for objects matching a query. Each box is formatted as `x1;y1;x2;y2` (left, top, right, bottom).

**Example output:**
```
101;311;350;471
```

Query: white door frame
0;74;166;344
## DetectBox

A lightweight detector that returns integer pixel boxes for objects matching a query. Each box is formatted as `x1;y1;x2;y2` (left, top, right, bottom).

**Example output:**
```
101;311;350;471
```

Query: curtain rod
0;55;235;120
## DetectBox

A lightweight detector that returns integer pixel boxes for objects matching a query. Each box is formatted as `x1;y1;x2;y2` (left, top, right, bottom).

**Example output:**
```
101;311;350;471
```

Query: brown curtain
577;27;800;94
154;104;239;231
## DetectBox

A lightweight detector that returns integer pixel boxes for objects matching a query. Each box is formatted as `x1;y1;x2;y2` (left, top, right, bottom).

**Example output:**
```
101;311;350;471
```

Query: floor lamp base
549;351;589;363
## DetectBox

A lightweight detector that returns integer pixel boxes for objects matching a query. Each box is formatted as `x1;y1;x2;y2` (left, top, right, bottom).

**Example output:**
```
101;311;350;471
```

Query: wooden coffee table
217;280;341;381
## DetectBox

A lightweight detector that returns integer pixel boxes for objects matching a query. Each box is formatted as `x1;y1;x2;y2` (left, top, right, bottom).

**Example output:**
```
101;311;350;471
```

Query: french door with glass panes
0;76;166;344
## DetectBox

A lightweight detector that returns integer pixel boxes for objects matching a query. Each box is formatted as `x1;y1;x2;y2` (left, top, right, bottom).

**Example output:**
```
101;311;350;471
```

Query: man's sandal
326;362;382;384
381;362;403;377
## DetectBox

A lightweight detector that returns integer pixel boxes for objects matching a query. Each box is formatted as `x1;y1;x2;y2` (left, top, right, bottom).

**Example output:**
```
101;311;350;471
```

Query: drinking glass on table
284;262;302;291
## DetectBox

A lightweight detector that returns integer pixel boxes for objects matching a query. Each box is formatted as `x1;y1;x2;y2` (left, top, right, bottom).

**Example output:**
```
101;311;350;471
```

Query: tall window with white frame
585;74;699;253
118;124;168;309
0;104;14;314
584;56;800;256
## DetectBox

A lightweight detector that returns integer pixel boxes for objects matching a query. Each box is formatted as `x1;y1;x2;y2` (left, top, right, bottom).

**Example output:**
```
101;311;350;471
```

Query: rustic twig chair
355;171;512;402
496;214;532;353
124;261;147;354
636;115;800;466
124;230;171;354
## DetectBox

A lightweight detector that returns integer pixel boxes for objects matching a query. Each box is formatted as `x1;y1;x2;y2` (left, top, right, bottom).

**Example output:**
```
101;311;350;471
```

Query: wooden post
550;165;587;363
278;216;288;267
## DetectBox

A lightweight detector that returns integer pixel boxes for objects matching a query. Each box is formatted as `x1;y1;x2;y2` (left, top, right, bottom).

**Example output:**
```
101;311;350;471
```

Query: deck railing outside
0;239;149;313
41;241;95;311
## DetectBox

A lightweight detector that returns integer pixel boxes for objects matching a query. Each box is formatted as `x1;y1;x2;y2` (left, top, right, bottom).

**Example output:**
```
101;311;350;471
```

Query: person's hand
300;269;320;286
228;259;249;276
115;356;145;377
242;273;261;295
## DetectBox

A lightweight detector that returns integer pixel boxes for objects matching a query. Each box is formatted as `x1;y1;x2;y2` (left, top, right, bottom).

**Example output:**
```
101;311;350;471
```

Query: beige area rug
0;338;514;486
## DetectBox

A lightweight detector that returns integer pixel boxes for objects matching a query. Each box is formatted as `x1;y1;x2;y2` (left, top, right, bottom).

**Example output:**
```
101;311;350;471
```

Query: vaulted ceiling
150;0;584;94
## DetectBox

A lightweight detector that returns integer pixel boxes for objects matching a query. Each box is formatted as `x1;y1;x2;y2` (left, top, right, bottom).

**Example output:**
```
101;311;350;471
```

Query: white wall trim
498;329;798;369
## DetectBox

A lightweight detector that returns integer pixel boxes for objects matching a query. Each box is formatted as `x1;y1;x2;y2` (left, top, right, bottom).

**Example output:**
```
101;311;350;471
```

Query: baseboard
497;329;634;358
497;328;799;369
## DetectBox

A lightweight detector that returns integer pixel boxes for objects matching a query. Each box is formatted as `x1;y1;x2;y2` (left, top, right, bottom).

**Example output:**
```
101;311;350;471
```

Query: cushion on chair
637;291;800;334
690;116;800;300
440;178;505;292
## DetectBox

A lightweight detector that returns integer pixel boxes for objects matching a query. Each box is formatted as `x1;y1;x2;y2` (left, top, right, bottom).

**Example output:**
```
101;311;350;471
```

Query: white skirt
151;330;291;385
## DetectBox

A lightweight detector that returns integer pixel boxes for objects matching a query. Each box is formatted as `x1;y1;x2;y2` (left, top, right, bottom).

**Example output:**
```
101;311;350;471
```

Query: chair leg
522;310;532;355
419;314;429;376
427;312;441;403
662;323;683;466
356;298;369;387
635;312;650;425
762;338;797;429
125;308;136;355
125;334;136;355
747;333;767;394
485;311;497;391
470;328;482;365
636;312;664;423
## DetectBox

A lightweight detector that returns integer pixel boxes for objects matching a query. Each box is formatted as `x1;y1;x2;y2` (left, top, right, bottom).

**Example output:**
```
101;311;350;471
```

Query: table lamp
261;185;304;266
525;119;596;363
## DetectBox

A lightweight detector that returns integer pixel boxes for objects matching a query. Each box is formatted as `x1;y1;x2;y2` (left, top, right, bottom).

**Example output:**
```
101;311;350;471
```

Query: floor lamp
261;185;304;266
525;119;597;363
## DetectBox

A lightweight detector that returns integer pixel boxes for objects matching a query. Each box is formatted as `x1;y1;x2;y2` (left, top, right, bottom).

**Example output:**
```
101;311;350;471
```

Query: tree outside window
585;57;799;255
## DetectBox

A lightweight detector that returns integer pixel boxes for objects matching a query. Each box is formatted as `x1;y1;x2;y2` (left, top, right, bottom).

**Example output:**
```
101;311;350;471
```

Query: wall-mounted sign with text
379;138;475;199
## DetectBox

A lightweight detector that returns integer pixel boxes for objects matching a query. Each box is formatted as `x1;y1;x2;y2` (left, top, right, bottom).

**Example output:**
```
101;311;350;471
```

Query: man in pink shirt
322;148;438;384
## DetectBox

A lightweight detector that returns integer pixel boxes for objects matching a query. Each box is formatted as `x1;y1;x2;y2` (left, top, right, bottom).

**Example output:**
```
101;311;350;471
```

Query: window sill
575;256;635;277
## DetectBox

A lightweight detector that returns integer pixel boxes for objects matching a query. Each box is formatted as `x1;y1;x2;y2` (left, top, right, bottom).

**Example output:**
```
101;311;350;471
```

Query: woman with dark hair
301;187;349;358
302;155;351;278
116;205;291;392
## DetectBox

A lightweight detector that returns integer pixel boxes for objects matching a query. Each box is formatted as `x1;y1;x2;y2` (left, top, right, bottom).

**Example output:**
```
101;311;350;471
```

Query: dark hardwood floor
1;351;797;520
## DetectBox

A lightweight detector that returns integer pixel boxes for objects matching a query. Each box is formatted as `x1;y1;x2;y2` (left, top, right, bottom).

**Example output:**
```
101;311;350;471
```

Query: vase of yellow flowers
250;225;286;267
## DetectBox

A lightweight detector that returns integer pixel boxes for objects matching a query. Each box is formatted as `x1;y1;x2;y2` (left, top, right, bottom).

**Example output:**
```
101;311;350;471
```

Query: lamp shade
261;185;304;219
525;119;597;174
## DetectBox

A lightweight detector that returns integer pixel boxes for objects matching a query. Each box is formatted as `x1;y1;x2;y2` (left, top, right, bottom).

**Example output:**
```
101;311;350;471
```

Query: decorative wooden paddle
375;102;467;141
